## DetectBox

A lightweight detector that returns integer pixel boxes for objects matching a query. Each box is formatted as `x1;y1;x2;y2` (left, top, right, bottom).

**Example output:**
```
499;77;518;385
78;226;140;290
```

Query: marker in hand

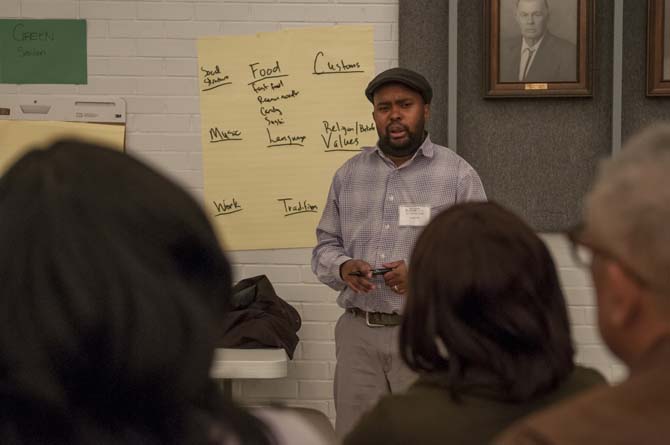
348;267;393;277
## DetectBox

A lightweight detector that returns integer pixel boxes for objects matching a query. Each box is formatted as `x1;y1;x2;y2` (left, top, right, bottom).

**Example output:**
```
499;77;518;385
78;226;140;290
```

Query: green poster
0;19;87;84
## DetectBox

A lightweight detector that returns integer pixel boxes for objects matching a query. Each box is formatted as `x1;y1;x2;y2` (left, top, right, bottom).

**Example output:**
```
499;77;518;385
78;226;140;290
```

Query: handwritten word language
277;198;318;216
313;51;363;75
213;198;243;216
201;65;232;91
209;127;242;143
266;128;306;147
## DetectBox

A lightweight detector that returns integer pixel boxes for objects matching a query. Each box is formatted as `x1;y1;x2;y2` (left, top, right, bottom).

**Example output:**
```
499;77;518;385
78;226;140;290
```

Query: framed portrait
647;0;670;95
484;0;594;98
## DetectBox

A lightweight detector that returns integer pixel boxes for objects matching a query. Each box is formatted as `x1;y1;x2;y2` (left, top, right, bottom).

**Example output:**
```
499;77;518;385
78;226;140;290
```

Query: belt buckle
365;311;385;328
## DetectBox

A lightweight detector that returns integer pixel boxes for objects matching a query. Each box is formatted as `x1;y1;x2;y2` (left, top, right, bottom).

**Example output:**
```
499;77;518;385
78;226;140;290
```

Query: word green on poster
0;19;87;84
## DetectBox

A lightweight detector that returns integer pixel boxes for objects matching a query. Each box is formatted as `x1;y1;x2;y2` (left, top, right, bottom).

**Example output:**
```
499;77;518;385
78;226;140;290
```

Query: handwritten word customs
321;120;376;151
212;198;243;216
277;198;318;217
209;127;242;143
201;65;231;91
266;128;306;147
312;51;364;75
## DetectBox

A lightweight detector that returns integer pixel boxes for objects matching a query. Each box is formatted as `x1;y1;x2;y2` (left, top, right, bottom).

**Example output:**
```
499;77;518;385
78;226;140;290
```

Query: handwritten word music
209;127;243;143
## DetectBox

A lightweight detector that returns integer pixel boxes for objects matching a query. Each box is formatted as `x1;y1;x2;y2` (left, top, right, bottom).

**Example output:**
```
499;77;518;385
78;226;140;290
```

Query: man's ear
604;261;643;328
423;104;430;121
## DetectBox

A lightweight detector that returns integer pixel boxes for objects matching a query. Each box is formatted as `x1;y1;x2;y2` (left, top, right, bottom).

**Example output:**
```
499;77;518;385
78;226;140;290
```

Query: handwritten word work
198;26;375;250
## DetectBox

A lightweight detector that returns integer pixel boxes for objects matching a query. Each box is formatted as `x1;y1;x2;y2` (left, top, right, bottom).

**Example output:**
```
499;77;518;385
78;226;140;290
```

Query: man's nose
389;105;401;119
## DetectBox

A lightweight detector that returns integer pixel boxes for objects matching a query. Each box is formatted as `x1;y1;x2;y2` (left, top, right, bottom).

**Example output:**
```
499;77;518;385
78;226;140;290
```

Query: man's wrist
336;257;352;281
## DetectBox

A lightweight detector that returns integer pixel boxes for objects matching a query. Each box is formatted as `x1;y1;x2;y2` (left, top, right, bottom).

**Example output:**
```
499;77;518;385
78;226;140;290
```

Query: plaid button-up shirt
311;136;486;314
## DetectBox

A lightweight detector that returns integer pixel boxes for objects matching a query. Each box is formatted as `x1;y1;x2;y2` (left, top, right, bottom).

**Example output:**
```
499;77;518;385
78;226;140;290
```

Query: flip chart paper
0;120;124;174
198;26;376;250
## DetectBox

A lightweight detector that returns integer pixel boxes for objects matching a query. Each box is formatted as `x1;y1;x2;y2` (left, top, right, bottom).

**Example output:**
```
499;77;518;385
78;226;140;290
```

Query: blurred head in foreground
0;140;271;445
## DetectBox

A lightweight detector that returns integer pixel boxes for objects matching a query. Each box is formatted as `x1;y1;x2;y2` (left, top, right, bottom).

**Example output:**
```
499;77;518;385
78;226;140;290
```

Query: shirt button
380;254;386;259
389;195;394;201
384;224;390;229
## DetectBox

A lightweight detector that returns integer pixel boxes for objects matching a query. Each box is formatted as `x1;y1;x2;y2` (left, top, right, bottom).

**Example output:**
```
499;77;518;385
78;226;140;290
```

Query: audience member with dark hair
344;201;605;445
0;140;325;445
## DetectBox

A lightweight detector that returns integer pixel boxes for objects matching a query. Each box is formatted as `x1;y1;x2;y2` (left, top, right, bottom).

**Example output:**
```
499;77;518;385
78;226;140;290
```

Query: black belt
349;307;402;327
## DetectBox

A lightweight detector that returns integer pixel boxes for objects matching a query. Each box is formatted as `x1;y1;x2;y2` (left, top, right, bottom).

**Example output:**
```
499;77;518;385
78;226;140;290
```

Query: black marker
348;267;393;277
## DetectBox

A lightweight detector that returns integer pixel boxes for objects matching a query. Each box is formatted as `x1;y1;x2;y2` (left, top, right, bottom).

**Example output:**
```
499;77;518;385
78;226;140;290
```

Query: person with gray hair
500;0;577;82
494;123;670;444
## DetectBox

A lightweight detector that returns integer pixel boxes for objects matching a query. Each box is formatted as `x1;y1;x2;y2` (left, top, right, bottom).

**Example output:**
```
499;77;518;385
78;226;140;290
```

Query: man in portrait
500;0;577;83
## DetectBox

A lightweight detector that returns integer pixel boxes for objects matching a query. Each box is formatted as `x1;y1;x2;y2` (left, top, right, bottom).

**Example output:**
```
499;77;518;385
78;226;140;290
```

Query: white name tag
398;205;430;226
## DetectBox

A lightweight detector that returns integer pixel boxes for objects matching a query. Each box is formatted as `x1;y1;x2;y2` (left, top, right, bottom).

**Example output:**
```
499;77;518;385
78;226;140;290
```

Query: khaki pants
333;310;417;438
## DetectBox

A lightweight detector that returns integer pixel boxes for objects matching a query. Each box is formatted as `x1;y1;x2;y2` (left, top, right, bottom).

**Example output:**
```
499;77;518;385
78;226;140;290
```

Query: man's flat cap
365;67;433;104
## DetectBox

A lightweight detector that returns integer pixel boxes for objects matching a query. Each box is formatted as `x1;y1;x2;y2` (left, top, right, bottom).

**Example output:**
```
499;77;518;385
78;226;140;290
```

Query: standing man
311;67;486;437
495;124;670;444
500;0;576;82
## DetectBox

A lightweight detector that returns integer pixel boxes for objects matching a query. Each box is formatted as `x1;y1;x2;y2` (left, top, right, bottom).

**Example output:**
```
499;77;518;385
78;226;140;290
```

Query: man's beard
378;123;426;158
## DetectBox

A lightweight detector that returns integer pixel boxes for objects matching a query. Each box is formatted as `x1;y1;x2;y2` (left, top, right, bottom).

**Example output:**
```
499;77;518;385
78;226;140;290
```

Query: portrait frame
647;0;670;96
484;0;594;98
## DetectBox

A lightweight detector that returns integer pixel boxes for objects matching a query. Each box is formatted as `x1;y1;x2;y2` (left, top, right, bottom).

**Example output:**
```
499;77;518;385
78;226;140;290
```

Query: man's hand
382;260;408;295
340;259;375;293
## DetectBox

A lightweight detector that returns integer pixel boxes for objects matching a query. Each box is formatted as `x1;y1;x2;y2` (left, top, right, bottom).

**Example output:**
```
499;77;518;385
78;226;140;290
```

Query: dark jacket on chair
219;275;301;359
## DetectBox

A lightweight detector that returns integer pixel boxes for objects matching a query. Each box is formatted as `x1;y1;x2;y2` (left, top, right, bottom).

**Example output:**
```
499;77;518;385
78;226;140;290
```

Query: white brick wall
6;0;622;426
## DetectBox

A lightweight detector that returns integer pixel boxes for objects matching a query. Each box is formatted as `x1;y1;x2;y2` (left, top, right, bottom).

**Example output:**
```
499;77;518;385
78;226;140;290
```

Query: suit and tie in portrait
499;0;577;83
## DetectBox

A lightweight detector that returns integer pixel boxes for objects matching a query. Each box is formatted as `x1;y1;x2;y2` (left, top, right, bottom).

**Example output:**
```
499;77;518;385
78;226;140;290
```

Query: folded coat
218;275;301;359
